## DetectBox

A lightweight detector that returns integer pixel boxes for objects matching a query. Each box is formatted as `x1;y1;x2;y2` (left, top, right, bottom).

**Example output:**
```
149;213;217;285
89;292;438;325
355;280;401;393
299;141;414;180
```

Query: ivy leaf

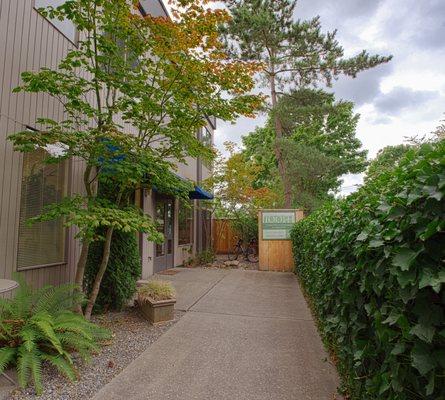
390;342;405;355
419;269;445;293
419;219;441;241
356;231;368;241
435;349;445;368
411;343;436;375
397;269;417;288
383;310;402;326
369;239;384;248
410;323;435;343
392;248;420;271
426;372;435;395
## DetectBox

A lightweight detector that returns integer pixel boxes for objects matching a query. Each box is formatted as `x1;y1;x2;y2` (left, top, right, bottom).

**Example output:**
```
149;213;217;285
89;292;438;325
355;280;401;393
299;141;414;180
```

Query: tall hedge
291;141;445;399
84;228;141;313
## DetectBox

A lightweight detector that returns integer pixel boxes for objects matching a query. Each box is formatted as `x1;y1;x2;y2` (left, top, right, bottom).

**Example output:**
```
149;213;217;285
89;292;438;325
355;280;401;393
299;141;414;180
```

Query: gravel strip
9;308;183;400
206;254;258;270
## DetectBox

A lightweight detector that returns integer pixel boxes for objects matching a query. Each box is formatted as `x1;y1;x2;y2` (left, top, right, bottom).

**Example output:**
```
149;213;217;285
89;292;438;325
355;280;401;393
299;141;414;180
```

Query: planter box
138;298;176;324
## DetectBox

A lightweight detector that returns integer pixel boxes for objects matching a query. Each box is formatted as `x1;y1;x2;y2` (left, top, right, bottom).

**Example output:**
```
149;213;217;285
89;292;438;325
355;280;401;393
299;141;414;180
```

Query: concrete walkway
93;268;340;400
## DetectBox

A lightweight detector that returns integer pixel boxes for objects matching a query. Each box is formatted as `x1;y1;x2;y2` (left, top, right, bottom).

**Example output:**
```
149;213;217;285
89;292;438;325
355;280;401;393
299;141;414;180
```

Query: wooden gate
212;219;238;254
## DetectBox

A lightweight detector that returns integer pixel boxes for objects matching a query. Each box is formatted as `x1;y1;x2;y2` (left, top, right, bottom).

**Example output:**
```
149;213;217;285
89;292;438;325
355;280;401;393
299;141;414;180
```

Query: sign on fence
258;209;304;272
262;211;296;240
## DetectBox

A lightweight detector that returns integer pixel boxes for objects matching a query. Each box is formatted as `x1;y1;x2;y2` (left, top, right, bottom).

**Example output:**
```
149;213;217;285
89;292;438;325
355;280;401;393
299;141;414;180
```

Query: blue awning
152;173;214;200
189;186;214;200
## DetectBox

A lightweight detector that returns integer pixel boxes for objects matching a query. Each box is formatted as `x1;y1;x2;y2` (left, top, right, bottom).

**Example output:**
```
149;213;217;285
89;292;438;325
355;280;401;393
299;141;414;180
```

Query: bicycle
227;238;258;263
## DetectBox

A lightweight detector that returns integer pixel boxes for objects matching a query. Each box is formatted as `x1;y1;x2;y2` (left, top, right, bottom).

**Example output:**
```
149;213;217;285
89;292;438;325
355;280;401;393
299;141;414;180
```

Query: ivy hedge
291;141;445;399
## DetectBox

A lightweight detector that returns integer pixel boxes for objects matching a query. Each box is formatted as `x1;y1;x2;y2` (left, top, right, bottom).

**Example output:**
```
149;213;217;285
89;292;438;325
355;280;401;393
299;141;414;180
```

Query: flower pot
138;298;176;324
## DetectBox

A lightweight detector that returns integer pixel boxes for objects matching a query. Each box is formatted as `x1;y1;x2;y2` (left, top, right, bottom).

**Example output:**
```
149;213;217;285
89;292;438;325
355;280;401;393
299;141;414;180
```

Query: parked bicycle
228;238;258;263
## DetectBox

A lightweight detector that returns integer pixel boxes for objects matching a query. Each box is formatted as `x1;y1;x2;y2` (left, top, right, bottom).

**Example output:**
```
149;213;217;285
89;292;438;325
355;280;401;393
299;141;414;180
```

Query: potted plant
137;280;176;324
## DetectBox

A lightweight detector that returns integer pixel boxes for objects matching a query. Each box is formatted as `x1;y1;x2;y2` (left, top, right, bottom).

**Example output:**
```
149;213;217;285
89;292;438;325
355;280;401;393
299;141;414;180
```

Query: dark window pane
178;200;193;245
155;202;165;256
17;149;67;268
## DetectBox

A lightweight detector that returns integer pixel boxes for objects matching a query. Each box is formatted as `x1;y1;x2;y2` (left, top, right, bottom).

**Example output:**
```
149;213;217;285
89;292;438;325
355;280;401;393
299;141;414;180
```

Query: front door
154;197;174;273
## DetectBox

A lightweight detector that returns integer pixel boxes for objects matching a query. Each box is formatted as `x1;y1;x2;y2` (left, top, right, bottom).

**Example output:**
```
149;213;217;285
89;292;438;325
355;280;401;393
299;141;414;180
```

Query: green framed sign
261;211;296;240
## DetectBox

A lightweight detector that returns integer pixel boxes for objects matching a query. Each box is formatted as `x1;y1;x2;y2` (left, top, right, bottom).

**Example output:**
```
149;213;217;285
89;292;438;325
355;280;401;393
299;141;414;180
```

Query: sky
214;0;445;194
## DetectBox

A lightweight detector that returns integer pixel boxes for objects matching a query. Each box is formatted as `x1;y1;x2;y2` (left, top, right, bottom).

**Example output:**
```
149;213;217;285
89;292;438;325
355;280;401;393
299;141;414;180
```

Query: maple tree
207;142;279;241
9;0;262;318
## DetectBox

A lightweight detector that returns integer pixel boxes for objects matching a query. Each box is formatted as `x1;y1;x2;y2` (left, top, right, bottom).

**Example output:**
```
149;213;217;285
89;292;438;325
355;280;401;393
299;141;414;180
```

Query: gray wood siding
1;0;210;286
0;0;81;287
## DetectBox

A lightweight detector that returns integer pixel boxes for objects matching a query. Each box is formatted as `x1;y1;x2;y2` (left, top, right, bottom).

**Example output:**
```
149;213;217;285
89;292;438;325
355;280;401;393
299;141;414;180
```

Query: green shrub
230;212;258;242
0;279;110;394
291;141;445;399
194;249;216;266
84;228;142;312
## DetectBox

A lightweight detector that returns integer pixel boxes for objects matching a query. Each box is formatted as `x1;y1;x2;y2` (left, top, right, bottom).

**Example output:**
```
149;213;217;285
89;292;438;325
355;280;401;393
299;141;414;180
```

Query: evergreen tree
223;0;392;206
242;88;367;210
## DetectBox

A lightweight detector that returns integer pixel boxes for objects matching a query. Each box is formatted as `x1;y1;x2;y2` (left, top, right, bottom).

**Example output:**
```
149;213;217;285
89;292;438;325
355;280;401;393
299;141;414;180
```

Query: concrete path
94;268;340;400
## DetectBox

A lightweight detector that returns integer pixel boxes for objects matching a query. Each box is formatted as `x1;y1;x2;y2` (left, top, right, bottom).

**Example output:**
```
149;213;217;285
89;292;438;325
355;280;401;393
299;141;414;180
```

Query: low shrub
185;249;216;267
230;212;258;243
84;228;142;312
0;279;110;394
291;141;445;399
138;281;176;302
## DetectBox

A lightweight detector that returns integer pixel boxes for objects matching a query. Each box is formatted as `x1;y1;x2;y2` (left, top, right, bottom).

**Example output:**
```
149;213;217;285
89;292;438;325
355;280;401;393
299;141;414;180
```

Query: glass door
154;196;174;273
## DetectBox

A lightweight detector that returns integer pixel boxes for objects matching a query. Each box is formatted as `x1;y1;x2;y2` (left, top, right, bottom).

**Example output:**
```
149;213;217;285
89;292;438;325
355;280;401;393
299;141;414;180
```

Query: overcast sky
214;0;445;194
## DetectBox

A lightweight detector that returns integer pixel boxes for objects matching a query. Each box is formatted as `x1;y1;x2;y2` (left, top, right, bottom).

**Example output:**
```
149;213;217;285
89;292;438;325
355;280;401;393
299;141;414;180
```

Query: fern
41;354;77;382
16;347;33;389
0;348;16;374
0;278;111;394
29;349;43;395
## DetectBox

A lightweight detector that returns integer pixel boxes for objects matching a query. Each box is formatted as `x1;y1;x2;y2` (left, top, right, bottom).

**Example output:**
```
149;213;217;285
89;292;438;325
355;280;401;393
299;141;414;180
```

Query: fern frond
57;331;99;362
19;325;39;352
30;312;63;354
0;320;14;340
0;347;16;374
16;347;32;389
10;275;33;319
41;354;77;382
53;313;94;341
29;349;43;395
34;284;83;315
53;312;110;341
84;321;112;341
0;297;13;316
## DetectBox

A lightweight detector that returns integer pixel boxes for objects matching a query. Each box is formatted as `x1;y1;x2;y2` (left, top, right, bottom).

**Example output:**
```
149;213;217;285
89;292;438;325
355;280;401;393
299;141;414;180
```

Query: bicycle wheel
228;247;239;261
247;245;258;263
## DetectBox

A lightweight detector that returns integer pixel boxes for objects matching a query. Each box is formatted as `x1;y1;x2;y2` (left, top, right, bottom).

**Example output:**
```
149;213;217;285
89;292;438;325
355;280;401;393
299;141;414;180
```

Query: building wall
0;0;83;286
0;0;214;286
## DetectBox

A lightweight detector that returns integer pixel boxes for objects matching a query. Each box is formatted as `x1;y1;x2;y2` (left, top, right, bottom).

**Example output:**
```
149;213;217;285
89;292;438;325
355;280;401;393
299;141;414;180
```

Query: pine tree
223;0;392;206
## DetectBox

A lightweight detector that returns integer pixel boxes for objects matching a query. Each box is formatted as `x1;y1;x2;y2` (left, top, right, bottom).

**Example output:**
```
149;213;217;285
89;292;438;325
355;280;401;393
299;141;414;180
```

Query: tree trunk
74;240;90;314
269;72;292;207
84;226;114;320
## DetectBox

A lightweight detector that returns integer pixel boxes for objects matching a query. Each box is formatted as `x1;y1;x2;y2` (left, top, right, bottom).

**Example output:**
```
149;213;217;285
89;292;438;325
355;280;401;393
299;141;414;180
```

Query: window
35;0;76;43
178;200;193;245
201;126;212;148
200;127;213;169
138;0;168;17
17;149;67;270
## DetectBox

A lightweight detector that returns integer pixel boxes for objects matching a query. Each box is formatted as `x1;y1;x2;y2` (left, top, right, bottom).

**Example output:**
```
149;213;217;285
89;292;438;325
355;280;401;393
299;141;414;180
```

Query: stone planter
138;298;176;324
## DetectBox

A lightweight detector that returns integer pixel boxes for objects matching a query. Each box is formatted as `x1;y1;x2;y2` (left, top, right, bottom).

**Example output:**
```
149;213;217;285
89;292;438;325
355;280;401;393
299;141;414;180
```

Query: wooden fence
212;219;239;254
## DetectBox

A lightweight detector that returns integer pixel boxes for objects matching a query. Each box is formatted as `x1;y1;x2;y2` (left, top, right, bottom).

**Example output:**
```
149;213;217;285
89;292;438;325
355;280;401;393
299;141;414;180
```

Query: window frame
16;143;70;272
33;0;78;46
